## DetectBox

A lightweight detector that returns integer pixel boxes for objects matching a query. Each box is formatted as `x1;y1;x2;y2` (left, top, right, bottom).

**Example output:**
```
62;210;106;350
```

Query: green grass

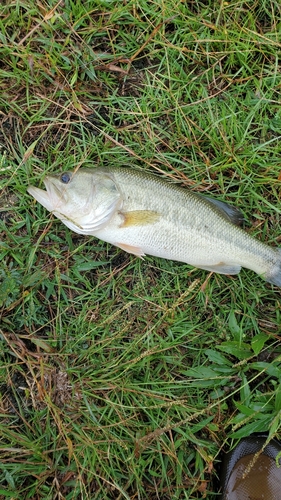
1;0;281;498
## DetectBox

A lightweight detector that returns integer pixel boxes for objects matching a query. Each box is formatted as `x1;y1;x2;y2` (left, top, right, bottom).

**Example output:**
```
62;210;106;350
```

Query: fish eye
60;172;71;184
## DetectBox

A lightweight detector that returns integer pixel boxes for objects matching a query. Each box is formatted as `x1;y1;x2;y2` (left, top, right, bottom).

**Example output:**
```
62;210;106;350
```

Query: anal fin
198;262;241;275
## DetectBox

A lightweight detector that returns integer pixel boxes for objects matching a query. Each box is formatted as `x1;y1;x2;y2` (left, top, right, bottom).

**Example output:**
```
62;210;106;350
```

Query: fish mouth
27;177;67;212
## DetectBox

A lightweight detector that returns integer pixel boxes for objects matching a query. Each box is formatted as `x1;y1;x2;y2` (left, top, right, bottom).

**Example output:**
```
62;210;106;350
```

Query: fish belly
94;215;245;275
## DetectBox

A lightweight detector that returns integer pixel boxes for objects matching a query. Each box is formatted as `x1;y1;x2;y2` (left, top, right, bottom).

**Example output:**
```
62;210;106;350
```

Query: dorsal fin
202;196;244;226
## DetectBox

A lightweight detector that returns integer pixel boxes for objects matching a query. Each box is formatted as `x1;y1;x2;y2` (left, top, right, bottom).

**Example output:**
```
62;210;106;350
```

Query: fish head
27;168;122;235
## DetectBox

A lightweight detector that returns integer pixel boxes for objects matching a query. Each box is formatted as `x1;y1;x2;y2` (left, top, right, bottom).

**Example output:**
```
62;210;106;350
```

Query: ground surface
1;1;281;499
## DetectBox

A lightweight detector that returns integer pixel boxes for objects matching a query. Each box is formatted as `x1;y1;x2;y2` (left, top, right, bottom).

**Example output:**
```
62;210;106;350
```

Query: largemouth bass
28;167;281;286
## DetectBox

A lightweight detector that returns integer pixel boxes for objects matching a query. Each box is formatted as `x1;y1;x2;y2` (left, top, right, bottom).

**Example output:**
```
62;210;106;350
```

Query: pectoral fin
116;242;145;258
198;262;241;275
120;210;160;228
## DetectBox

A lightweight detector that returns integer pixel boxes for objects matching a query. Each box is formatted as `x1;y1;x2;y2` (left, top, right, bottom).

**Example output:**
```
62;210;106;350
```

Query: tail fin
265;249;281;287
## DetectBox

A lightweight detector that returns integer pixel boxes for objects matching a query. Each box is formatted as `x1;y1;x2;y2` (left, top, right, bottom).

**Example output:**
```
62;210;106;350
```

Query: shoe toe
221;435;281;500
